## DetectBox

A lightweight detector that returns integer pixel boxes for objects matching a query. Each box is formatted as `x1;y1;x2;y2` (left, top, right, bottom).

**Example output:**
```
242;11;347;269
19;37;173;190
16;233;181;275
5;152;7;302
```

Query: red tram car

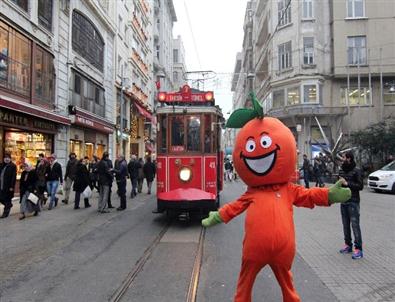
155;85;224;214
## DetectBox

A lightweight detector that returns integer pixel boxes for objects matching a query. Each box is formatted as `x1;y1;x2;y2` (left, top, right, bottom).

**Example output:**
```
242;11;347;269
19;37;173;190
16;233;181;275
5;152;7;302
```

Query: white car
367;160;395;193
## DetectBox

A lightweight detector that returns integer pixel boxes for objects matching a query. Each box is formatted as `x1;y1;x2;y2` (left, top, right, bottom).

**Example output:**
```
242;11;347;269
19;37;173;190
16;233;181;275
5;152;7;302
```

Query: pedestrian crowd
0;152;156;220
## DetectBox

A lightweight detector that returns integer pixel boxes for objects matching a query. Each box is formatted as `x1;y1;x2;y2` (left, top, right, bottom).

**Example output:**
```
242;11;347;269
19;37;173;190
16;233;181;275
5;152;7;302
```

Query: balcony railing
131;48;149;75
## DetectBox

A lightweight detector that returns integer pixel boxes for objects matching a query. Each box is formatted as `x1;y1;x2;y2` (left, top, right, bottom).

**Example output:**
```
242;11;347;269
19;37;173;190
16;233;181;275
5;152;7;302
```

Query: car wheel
392;183;395;194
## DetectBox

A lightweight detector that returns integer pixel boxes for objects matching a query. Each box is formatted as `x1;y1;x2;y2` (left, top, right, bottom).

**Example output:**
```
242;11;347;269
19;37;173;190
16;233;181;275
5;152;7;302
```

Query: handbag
82;185;92;199
28;192;39;205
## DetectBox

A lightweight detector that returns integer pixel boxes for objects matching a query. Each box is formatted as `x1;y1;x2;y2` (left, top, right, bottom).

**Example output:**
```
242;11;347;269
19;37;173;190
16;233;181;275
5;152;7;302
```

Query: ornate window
72;10;104;71
38;0;53;31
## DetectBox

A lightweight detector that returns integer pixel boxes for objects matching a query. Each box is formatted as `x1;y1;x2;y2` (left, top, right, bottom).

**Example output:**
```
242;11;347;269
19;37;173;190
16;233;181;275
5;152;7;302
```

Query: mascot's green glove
202;211;223;227
328;180;352;204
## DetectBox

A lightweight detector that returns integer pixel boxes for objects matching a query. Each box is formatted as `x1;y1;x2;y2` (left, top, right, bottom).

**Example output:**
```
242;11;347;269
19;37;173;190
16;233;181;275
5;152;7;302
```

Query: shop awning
135;102;153;120
0;96;71;125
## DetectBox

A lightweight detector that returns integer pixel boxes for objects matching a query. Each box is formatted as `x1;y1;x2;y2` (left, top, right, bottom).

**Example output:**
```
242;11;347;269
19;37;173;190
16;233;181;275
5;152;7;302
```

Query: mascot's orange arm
288;183;330;208
219;190;254;223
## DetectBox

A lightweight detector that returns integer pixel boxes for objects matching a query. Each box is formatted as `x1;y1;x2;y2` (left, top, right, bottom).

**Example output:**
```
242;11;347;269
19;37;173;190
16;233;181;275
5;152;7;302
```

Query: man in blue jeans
45;154;63;210
338;151;364;259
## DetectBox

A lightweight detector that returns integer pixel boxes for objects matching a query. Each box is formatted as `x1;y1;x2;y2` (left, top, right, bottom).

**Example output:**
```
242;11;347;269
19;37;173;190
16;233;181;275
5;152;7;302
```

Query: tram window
187;116;201;152
160;115;167;153
204;114;211;153
171;116;185;151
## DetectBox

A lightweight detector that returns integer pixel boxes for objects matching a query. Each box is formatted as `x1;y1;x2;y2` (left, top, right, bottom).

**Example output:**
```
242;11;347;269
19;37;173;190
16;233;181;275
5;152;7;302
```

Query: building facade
0;0;71;177
234;0;395;164
172;35;186;90
67;0;116;161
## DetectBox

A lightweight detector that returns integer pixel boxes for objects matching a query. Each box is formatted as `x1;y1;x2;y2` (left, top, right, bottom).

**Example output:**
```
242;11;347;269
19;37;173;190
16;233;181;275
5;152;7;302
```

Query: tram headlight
179;167;192;182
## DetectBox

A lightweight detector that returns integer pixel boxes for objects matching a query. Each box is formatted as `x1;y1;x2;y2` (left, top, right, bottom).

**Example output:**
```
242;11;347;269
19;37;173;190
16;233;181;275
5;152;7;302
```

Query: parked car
367;160;395;193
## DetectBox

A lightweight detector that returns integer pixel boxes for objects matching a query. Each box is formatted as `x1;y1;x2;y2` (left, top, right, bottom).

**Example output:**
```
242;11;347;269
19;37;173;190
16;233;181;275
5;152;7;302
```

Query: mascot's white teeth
244;152;275;175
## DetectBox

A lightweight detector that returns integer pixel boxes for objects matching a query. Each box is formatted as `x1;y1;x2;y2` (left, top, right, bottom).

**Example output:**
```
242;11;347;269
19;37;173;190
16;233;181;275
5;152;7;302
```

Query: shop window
4;131;53;179
303;84;318;103
0;22;31;97
340;87;371;106
11;0;28;11
287;86;300;105
384;80;395;104
96;144;105;159
272;89;285;108
38;0;53;31
69;140;83;159
72;10;104;72
187;116;201;152
34;46;55;104
85;143;94;159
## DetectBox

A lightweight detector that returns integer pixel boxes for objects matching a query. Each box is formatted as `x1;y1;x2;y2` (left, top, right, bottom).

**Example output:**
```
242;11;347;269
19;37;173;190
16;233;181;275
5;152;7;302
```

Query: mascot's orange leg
234;259;264;302
270;265;301;302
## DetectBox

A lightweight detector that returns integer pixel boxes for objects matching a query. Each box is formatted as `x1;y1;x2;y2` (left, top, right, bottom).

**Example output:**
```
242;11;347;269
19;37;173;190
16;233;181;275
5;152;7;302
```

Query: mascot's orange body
219;117;329;302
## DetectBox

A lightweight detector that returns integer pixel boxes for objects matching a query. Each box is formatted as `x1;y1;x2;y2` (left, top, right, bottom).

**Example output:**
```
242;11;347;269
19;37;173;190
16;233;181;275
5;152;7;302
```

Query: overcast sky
172;0;247;117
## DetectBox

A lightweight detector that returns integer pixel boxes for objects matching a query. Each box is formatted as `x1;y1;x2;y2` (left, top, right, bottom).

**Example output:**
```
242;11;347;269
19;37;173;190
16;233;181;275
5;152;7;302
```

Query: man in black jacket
127;155;140;198
114;155;128;210
97;152;113;213
63;152;78;205
45;154;63;210
0;153;17;218
338;151;364;259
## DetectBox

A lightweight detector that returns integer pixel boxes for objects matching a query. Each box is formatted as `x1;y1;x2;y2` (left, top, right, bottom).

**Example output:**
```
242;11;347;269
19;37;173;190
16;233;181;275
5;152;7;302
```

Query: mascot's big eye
245;139;256;153
260;135;272;149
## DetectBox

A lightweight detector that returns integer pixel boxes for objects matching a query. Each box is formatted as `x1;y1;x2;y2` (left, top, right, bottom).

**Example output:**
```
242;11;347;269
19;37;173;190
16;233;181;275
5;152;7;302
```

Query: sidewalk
294;188;395;302
0;180;155;217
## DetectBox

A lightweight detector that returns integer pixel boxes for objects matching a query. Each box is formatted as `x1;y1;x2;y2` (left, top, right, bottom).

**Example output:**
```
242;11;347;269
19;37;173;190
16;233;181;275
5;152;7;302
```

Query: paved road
0;181;393;301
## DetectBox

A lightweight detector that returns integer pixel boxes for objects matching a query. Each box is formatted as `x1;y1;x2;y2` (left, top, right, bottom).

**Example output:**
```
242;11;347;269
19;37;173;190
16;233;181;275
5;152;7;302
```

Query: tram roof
156;105;223;117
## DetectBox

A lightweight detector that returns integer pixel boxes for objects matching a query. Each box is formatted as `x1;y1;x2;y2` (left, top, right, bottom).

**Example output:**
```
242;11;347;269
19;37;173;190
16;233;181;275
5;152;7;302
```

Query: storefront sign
71;112;114;134
0;108;57;133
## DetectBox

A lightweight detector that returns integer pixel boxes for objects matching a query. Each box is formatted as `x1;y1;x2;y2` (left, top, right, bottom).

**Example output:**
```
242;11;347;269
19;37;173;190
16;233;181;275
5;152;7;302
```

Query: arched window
72;10;104;71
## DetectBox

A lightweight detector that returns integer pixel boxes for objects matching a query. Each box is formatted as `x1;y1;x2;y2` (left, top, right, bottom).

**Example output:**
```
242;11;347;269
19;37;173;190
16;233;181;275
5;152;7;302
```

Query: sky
172;0;247;118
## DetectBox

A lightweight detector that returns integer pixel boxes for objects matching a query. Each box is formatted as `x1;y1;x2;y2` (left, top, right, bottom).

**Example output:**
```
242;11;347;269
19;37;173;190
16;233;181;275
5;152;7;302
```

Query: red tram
155;85;224;214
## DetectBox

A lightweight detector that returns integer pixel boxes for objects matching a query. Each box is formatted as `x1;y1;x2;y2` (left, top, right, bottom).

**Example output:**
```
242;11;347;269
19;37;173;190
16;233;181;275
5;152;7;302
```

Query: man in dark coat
97;152;113;213
127;155;141;198
63;152;78;205
143;156;156;194
73;157;91;209
0;153;17;218
338;151;364;259
19;163;39;220
301;154;311;188
114;155;128;210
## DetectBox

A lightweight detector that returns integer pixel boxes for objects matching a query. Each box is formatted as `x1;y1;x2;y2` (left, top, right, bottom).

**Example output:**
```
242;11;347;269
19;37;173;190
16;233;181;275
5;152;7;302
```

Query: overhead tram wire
184;0;202;70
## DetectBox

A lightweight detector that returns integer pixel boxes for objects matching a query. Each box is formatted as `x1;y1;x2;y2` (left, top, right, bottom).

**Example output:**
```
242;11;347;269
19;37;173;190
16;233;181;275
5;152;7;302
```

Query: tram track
109;220;206;302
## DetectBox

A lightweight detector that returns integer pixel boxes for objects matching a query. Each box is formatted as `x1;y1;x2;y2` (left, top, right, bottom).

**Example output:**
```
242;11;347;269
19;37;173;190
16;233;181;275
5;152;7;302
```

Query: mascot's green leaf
226;108;257;128
225;91;265;128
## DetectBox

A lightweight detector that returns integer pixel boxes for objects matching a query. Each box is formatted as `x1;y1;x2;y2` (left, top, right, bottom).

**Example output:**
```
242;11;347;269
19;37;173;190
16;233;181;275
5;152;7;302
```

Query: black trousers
0;191;13;216
117;180;127;209
341;202;363;250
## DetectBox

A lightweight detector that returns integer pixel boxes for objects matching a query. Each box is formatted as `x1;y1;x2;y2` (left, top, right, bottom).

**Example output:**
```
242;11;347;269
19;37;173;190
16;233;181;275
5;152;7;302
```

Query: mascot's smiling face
233;117;296;187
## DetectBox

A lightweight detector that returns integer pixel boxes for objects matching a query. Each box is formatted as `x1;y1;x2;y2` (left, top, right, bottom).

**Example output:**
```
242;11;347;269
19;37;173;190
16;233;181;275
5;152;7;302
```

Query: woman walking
73;157;91;209
36;155;48;206
137;158;144;193
19;163;39;220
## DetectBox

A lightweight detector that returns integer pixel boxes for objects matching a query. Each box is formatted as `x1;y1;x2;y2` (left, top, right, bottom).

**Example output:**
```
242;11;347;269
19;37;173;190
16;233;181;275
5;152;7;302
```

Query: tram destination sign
158;84;213;103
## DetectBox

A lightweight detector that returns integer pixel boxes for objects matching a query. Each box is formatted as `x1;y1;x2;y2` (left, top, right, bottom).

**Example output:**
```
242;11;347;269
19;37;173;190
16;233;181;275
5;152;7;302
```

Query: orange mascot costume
202;94;351;302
